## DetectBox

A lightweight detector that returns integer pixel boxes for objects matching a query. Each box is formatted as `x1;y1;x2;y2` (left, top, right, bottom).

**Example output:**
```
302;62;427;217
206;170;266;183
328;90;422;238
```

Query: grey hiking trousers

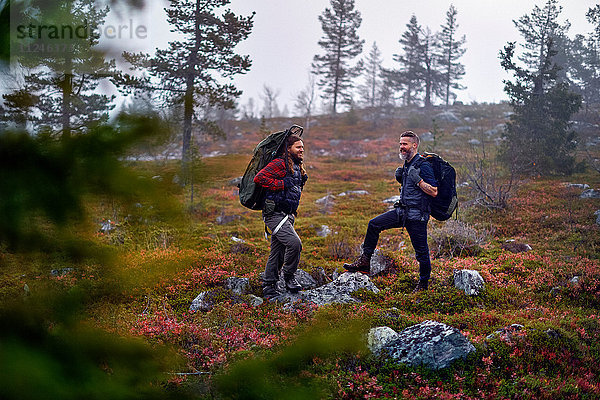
263;212;302;283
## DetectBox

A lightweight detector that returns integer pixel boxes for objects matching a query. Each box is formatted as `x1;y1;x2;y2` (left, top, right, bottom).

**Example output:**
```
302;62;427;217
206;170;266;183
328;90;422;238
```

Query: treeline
1;1;599;149
241;0;600;123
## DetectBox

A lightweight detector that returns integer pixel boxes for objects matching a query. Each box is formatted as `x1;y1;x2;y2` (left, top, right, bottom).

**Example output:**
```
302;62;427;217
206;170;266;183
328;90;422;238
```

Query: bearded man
344;131;438;292
253;134;308;298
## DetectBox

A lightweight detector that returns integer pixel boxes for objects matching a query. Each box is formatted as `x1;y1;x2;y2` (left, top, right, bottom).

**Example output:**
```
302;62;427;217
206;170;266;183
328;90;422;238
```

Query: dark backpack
238;125;303;210
416;152;458;221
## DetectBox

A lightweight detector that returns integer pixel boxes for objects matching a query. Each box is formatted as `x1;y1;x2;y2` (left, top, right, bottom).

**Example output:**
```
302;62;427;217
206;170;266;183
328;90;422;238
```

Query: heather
2;106;600;399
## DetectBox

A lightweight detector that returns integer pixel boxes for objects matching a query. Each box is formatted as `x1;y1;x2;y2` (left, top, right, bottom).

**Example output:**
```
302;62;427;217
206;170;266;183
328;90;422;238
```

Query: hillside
1;103;600;399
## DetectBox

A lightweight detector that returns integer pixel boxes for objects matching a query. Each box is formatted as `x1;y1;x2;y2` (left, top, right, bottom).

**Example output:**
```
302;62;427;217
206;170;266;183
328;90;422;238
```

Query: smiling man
253;134;308;299
344;131;438;292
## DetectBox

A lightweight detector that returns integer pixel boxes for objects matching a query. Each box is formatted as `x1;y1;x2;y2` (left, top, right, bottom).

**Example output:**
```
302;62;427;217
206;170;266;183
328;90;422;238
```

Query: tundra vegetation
2;104;600;399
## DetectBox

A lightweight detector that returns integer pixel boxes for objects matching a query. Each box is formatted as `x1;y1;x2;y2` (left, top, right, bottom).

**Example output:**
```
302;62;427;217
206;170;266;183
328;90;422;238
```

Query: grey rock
273;272;379;307
383;195;401;205
565;183;590;189
189;292;211;312
569;276;581;286
380;320;476;370
501;241;532;253
316;225;332;237
367;326;399;354
434;111;461;124
453;269;485;296
248;295;264;307
226;277;250;295
370;249;397;276
51;268;74;277
277;269;318;292
338;190;370;197
468;139;481;146
581;189;600;199
595;210;600;225
316;194;336;205
100;220;114;233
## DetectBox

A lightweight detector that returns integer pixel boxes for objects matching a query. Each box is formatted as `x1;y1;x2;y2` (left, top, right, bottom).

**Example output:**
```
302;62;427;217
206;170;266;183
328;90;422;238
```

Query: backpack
416;152;458;221
238;125;304;210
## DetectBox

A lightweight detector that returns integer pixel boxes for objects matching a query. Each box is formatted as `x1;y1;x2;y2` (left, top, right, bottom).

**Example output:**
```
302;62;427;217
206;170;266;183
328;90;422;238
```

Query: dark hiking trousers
263;212;302;283
361;208;431;284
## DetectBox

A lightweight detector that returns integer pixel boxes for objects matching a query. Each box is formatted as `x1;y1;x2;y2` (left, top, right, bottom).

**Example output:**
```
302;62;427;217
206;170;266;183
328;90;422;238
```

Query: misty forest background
1;0;600;399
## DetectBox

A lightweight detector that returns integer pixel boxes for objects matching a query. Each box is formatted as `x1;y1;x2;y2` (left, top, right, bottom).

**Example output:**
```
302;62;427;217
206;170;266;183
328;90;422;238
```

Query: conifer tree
391;15;423;106
312;0;364;115
121;0;253;168
513;0;570;95
358;42;385;128
437;4;466;107
7;0;116;137
500;39;581;175
421;27;444;109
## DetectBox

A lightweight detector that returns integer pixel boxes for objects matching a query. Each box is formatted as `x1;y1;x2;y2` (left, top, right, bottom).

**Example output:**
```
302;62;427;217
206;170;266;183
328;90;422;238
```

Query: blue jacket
395;154;437;221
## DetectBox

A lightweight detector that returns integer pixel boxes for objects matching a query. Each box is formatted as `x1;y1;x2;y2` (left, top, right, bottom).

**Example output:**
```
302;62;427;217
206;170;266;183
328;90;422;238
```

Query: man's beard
399;150;412;160
290;153;302;164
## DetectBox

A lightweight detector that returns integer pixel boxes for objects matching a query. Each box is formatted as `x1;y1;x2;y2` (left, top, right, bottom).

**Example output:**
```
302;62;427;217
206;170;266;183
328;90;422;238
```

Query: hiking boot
412;281;428;293
262;283;279;299
343;254;371;274
284;275;302;293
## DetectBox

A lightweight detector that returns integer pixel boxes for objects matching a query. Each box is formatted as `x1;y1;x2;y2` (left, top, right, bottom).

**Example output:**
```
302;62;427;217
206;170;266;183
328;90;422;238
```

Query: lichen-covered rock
453;269;485;296
273;272;379;307
370;249;397;277
380;320;476;370
367;327;399;354
226;277;250;295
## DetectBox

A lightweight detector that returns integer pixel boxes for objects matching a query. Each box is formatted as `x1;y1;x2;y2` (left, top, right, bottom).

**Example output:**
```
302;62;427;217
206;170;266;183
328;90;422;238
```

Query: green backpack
238;125;303;210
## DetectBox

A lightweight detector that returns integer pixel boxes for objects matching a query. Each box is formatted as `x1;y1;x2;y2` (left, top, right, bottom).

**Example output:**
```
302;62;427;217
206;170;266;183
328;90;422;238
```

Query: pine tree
437;4;466;107
7;0;116;137
499;39;581;175
389;15;423;106
420;27;444;109
567;6;600;109
358;42;386;129
121;0;253;168
312;0;364;115
513;0;570;95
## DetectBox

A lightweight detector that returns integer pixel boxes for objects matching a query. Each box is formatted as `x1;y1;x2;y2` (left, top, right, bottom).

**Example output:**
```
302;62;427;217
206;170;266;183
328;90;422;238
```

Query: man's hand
395;167;403;184
408;168;422;186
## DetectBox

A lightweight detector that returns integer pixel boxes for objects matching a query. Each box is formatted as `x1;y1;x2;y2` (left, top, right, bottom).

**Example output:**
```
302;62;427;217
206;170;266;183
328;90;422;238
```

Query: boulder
379;320;476;370
225;277;250;295
581;189;600;198
595;210;600;225
367;326;399;354
501;241;531;253
370;249;397;276
453;269;485;296
273;272;379;307
189;291;212;312
277;269;318;291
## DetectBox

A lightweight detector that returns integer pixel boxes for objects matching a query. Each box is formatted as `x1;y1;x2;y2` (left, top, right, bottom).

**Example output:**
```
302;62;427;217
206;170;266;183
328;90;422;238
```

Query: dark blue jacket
395;154;437;221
